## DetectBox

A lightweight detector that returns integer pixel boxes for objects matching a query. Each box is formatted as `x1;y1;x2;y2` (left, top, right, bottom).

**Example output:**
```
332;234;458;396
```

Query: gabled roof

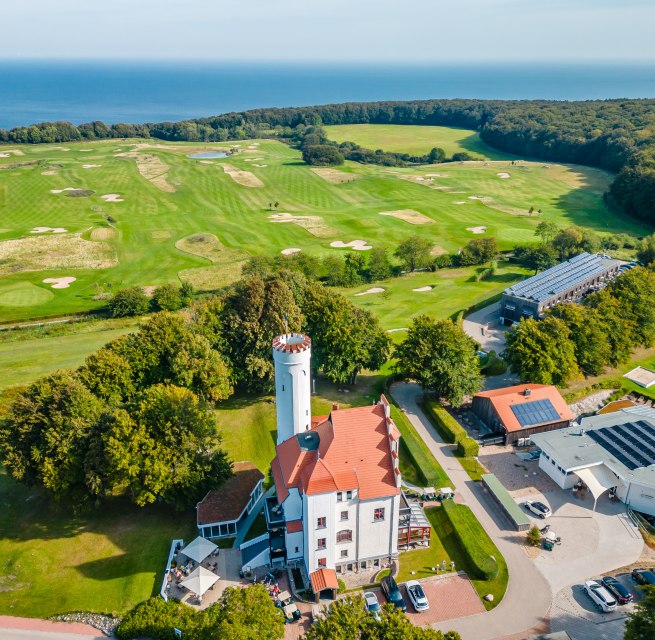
197;461;264;525
310;568;338;593
475;384;573;433
273;400;400;502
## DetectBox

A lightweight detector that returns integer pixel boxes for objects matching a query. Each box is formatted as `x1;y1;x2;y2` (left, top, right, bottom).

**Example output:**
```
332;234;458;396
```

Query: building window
295;547;299;553
341;550;348;558
317;517;326;528
346;490;353;500
337;492;343;502
337;530;352;543
282;385;284;391
318;558;327;568
340;511;349;521
374;508;385;522
317;538;326;549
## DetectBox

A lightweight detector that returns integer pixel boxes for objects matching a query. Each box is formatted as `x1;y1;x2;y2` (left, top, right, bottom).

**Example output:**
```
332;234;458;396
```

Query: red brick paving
0;616;101;636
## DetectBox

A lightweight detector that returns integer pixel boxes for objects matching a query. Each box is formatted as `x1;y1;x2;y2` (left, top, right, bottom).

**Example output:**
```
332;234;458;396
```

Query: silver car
364;591;381;620
406;580;430;612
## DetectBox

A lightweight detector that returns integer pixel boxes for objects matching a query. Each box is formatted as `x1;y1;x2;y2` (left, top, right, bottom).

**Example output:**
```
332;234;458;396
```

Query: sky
2;0;654;63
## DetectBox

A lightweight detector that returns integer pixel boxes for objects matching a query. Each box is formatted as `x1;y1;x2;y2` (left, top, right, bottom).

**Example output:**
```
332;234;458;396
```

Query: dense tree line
504;267;655;385
3;97;654;221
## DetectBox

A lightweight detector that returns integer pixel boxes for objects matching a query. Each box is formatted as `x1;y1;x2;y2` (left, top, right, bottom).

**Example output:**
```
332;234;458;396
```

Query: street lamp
474;456;479;473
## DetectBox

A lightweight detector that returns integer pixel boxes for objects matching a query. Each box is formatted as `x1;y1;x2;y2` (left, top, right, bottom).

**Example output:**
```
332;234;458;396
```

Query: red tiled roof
274;400;400;501
286;520;303;533
310;568;338;592
475;384;573;433
197;461;263;525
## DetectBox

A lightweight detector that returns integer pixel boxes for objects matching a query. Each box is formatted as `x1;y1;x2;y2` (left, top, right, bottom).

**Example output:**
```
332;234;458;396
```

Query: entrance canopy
180;565;219;596
576;465;617;507
180;536;218;563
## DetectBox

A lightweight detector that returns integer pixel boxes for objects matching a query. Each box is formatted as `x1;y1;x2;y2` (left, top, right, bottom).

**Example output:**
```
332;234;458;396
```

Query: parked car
584;580;617;612
406;580;430;612
524;499;552;519
601;576;633;604
632;569;655;586
380;575;407;611
363;591;381;620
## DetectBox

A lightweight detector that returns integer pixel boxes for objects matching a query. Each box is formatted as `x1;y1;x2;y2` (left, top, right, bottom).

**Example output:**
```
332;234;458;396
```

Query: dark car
380;575;407;612
601;576;633;604
632;569;655;586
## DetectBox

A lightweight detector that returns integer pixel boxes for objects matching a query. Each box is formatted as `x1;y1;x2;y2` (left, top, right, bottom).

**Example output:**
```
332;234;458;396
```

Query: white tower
273;333;312;445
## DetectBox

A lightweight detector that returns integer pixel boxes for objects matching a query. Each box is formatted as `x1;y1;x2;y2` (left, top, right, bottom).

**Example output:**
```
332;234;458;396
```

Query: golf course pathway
390;382;552;640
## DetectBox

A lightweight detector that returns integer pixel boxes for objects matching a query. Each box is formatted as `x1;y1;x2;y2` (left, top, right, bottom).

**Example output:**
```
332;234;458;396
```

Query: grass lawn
0;468;196;618
0;317;139;391
324;124;516;159
243;513;268;542
0;132;645;323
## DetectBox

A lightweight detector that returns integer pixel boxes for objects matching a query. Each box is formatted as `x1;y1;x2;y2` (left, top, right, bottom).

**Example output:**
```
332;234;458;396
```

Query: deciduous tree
624;585;655;640
108;286;150;317
395;235;432;272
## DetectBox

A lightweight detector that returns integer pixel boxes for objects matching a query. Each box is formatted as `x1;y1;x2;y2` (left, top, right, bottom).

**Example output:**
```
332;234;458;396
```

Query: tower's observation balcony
272;333;312;354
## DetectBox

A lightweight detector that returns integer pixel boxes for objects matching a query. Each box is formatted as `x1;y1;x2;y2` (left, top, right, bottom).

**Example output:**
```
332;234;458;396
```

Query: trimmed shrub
442;500;499;580
527;525;542;547
422;399;467;444
108;286;149;317
116;597;198;639
457;436;479;457
481;351;508;376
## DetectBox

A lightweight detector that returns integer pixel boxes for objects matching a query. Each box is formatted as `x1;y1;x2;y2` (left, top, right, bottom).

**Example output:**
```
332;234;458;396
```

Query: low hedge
422;398;467;444
457;436;479;457
442;500;499;580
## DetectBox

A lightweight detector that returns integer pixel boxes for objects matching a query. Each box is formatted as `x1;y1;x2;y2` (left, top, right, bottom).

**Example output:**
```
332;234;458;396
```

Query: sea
1;61;655;130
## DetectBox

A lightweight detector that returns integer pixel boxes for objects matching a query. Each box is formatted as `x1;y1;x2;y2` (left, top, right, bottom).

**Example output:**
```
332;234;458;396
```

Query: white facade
273;333;312;445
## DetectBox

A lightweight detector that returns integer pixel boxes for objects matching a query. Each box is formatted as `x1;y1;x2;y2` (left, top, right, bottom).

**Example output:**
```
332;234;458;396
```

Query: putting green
0;281;54;307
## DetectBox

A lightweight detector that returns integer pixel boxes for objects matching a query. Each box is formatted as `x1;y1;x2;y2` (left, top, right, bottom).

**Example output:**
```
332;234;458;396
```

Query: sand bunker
199;160;214;165
281;248;302;256
0;149;24;157
253;164;267;168
379;209;433;225
0;234;117;275
151;230;171;240
30;227;68;234
50;187;85;194
468;196;493;203
466;226;487;234
90;227;115;241
101;194;124;202
43;277;77;289
454;201;467;205
355;287;385;296
243;157;263;162
221;164;264;188
269;213;336;238
311;167;357;184
412;286;433;292
117;151;175;192
497;172;510;179
82;164;102;169
425;173;448;178
330;240;373;251
79;149;93;152
41;170;58;176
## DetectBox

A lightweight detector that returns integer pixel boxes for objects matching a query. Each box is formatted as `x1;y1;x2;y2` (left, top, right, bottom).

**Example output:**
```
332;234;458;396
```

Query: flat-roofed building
531;406;655;517
500;252;620;325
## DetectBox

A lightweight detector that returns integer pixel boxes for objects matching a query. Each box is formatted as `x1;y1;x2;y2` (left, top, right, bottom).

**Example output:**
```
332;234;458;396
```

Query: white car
584;580;617;612
405;580;430;612
524;499;552;519
363;591;381;620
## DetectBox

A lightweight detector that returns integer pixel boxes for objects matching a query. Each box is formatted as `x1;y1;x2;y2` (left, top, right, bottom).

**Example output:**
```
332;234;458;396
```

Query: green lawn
0;317;139;391
324;124;515;159
0;468;196;618
0;132;646;323
243;512;268;542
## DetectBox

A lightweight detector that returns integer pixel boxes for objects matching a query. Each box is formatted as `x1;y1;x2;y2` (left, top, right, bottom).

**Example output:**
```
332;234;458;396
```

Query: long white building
268;333;401;596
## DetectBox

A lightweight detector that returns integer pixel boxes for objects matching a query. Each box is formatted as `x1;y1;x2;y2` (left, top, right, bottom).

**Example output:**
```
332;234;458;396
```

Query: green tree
108;286;150;317
0;371;105;506
78;348;135;404
514;244;558;274
428;147;446;163
624;585;655;640
395;235;432;272
535;221;559;244
458;237;499;266
584;289;634;366
637;232;655;265
608;267;655;346
394;316;483;406
303;283;390;385
527;525;542;547
504;316;579;385
322;255;347;286
151;283;183;312
302;144;344;166
343;252;366;287
552;227;583;260
549;304;611;376
368;246;393;281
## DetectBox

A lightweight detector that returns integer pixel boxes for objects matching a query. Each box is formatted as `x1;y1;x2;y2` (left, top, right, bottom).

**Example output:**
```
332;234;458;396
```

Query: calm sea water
1;61;654;130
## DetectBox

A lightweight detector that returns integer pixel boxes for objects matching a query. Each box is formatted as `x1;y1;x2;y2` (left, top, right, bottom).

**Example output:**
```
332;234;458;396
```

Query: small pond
187;151;229;159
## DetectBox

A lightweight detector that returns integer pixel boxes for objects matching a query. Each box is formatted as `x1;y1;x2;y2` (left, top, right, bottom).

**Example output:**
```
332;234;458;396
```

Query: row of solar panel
587;430;641;470
587;420;655;471
510;399;561;428
507;253;594;296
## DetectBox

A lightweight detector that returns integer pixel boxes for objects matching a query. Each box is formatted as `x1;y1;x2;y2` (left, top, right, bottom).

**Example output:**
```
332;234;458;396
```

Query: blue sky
3;0;653;62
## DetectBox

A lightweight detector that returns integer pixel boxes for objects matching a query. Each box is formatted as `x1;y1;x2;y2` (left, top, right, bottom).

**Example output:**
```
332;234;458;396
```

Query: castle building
267;333;402;595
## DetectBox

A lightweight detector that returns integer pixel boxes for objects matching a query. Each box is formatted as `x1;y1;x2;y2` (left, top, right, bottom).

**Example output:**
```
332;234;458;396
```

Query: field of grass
0;130;646;323
0;468;196;618
324;124;516;159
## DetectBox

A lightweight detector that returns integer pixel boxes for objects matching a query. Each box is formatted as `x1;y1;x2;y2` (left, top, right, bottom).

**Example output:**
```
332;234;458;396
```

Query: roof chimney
524;388;531;397
332;403;340;411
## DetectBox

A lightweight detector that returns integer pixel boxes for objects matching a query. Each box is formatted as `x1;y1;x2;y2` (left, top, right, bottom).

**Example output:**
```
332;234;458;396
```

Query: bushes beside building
422;399;467;443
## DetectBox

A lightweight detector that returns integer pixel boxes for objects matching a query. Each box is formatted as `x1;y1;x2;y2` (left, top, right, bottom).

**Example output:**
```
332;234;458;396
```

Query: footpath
0;616;104;640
